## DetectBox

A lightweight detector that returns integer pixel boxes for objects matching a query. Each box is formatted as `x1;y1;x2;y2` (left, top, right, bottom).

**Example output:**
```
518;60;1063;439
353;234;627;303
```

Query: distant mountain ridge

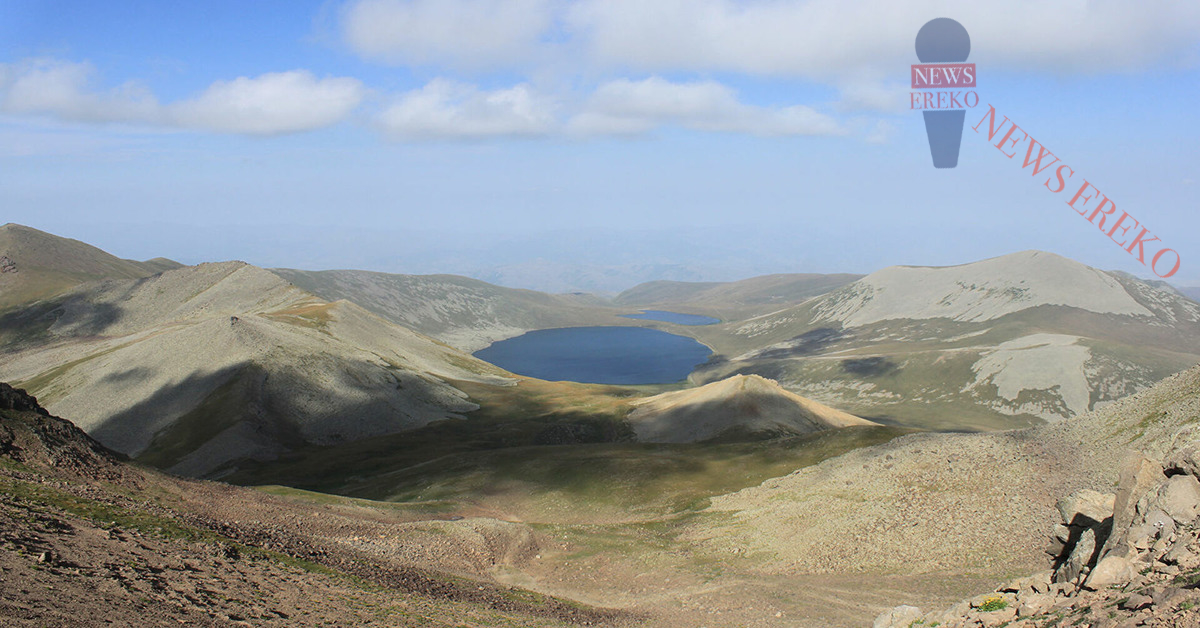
0;223;182;311
690;251;1200;429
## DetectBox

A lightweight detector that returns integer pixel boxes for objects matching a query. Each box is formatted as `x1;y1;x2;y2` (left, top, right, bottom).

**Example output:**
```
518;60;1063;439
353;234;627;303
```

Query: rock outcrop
875;433;1200;627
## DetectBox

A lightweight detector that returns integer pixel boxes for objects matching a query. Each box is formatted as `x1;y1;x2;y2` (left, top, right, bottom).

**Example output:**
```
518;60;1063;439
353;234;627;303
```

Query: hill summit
628;374;876;442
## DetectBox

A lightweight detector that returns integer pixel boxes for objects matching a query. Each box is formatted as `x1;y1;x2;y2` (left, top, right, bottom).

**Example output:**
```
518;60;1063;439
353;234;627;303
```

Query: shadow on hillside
0;299;121;348
89;357;487;479
842;356;899;377
755;327;847;359
91;364;248;458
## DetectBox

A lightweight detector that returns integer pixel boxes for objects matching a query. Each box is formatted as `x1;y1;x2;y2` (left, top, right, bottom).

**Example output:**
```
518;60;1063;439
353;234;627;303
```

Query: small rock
37;551;52;564
978;607;1017;627
1121;593;1153;610
873;605;921;628
1029;570;1053;594
1017;594;1053;617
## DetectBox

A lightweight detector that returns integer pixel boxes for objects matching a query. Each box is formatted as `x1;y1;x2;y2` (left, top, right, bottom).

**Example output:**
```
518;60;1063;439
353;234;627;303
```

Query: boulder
1165;440;1200;478
1101;455;1166;558
1154;474;1200;525
1057;527;1096;583
1083;555;1136;590
1057;490;1115;527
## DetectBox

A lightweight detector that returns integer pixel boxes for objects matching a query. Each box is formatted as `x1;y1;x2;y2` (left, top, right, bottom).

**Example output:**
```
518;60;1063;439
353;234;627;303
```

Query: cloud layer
341;0;1200;75
0;60;365;136
5;1;1199;140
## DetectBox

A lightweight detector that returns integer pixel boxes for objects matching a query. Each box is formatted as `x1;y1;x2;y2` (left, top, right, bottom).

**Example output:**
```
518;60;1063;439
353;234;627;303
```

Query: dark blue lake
620;310;720;326
474;326;713;385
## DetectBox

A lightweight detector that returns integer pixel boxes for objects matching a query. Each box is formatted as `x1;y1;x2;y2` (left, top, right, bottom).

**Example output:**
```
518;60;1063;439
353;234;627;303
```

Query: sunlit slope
0;261;511;477
273;268;631;351
614;272;863;321
683;251;1200;429
0;223;182;312
685;363;1200;578
628;374;875;442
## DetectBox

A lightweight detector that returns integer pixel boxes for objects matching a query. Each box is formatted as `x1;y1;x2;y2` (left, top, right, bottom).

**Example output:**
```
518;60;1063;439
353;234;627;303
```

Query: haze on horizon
2;1;1198;291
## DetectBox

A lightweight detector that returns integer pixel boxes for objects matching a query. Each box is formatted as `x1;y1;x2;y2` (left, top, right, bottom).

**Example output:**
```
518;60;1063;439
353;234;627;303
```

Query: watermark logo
911;18;978;168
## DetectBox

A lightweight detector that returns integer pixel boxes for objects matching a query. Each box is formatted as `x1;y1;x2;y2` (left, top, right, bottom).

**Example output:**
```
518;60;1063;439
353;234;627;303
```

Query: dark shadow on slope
90;365;249;458
89;357;490;479
755;327;848;359
842;357;899;377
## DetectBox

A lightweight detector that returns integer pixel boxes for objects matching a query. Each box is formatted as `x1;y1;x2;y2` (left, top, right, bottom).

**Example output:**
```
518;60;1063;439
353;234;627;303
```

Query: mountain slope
684;364;1200;584
0;383;625;627
686;251;1200;429
627;374;875;442
272;268;631;351
0;223;181;311
1184;286;1200;303
0;261;513;477
614;273;863;320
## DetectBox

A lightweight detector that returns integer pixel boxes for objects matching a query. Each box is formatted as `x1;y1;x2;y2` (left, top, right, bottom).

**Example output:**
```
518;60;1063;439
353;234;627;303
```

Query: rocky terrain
874;440;1200;627
0;382;630;627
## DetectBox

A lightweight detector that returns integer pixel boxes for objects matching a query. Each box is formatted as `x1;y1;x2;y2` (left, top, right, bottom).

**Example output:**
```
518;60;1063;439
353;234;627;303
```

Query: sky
1;0;1198;291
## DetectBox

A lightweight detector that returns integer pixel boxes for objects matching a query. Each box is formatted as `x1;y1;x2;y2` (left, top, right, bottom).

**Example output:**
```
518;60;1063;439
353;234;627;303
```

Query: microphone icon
915;18;971;168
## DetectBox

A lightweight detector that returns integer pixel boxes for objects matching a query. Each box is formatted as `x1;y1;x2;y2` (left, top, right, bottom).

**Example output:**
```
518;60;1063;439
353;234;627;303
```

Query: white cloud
341;0;557;67
565;0;1200;76
569;77;842;137
836;80;911;113
0;59;160;124
0;60;364;135
169;71;365;135
377;79;557;139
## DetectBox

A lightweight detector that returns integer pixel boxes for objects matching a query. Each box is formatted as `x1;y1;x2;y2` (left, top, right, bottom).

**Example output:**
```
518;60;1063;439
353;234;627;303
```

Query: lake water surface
619;310;720;325
474;326;712;385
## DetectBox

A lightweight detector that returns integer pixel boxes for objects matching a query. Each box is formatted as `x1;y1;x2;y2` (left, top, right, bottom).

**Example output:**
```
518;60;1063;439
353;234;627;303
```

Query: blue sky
2;0;1198;290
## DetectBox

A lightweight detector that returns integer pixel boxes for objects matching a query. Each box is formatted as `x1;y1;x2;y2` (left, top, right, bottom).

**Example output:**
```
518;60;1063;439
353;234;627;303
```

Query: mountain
685;251;1200;430
614;273;862;321
0;223;182;312
0;260;513;477
271;268;627;351
627;374;875;442
1184;286;1200;303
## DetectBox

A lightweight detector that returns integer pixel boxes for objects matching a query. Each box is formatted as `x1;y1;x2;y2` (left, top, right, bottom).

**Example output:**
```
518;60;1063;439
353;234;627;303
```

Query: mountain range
2;224;1198;479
